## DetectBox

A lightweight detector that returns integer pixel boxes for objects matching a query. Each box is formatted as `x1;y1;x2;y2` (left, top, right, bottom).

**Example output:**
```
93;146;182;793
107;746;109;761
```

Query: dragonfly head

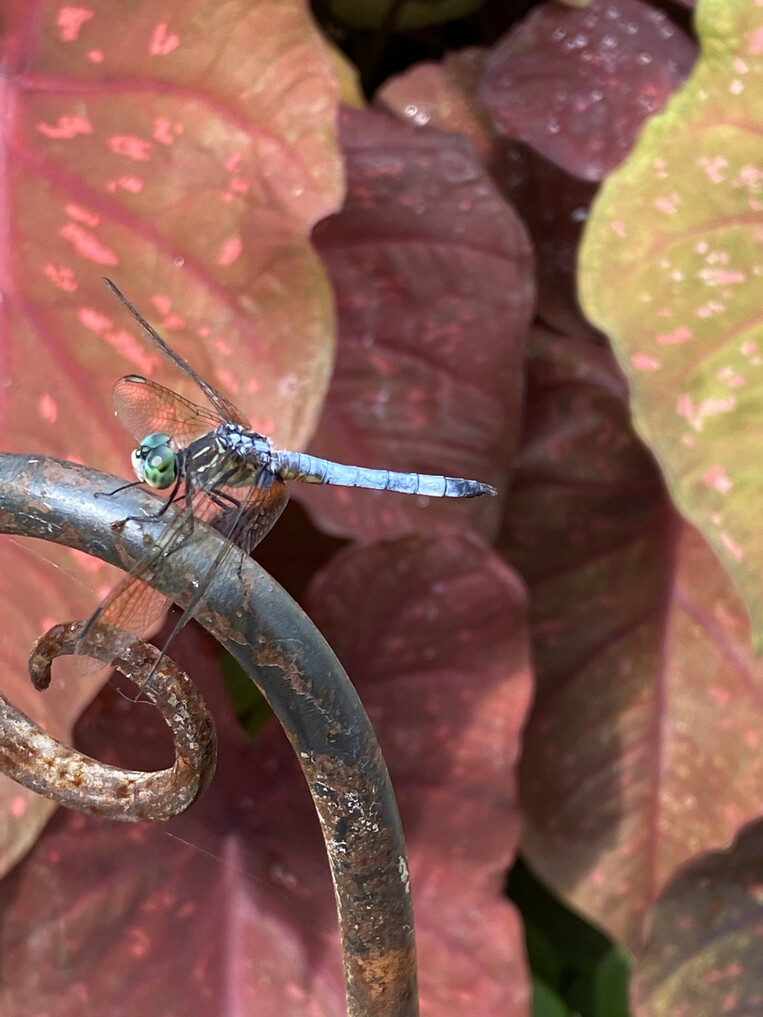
132;433;177;490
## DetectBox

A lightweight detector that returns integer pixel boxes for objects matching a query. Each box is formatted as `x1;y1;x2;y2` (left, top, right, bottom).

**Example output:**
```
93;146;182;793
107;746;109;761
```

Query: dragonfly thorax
177;423;276;492
132;433;178;490
216;422;274;468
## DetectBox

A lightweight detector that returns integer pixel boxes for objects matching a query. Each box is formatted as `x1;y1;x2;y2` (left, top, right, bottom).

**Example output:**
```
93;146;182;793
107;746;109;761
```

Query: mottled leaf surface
501;328;763;952
633;818;763;1017
0;0;341;872
377;47;495;162
579;0;763;647
0;533;532;1016
479;0;695;180
303;105;532;542
378;49;601;343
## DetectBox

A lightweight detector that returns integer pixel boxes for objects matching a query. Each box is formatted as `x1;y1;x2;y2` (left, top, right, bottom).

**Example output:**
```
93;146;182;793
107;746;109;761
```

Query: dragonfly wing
105;278;250;427
113;375;224;447
79;470;289;666
211;471;290;556
77;482;208;661
116;472;290;663
86;574;170;649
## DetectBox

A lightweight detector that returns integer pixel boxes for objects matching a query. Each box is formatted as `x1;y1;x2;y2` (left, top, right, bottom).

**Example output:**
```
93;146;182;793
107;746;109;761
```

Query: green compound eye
131;433;177;490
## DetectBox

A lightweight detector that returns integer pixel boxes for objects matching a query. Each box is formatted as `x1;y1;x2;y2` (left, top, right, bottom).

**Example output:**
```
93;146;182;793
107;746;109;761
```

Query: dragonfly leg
207;489;241;512
160;480;197;553
94;479;143;500
111;475;186;528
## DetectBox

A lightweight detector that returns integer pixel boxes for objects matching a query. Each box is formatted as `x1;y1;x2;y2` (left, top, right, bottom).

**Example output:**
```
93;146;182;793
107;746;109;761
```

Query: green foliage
220;653;273;739
509;859;631;1017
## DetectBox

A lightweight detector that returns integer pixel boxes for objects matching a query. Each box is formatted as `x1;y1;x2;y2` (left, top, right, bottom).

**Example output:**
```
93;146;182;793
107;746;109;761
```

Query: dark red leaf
633;818;763;1016
479;0;696;180
379;49;601;340
301;105;533;542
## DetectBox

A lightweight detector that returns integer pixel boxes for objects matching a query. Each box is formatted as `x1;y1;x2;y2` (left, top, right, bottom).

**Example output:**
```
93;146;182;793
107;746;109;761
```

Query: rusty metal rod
0;452;418;1017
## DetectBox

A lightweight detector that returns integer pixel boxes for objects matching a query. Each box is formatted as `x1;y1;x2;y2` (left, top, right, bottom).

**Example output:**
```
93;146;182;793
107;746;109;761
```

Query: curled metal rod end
0;620;218;821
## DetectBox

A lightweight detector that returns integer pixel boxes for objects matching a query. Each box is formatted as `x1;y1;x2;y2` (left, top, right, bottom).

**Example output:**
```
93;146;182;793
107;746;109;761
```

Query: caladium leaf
633;816;763;1016
0;0;342;873
501;328;763;952
579;1;763;646
479;0;695;180
302;105;533;542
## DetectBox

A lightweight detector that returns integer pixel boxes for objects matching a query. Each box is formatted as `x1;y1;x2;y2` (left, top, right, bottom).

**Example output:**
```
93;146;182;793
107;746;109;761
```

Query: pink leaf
0;0;341;873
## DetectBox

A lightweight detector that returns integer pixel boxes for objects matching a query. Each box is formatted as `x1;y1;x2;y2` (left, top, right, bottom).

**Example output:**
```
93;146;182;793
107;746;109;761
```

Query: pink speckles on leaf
747;25;763;55
57;6;94;42
109;135;153;161
77;307;156;375
228;177;250;196
696;299;727;318
702;465;733;494
37;115;93;139
720;531;744;562
217;235;242;266
737;163;763;188
579;2;763;649
677;394;738;432
715;366;745;389
149;295;186;331
9;797;27;819
87;50;103;63
77;307;112;336
740;339;761;362
707;685;731;707
43;264;77;291
162;314;186;330
632;353;661;371
150;294;172;316
103;329;159;375
65;204;99;227
697;155;729;183
706;268;746;285
59;224;118;265
148;22;180;57
657;327;693;344
653;193;681;214
38;395;59;424
152;118;183;145
105;176;143;193
214;367;239;394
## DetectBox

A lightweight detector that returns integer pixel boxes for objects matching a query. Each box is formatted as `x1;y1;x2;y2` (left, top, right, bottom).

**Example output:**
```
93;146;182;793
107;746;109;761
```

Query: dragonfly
80;278;497;665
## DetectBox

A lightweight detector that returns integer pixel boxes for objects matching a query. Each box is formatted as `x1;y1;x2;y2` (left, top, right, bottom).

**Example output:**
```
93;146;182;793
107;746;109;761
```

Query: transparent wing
113;375;225;447
210;471;290;557
104;278;250;427
82;481;214;653
80;471;289;665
